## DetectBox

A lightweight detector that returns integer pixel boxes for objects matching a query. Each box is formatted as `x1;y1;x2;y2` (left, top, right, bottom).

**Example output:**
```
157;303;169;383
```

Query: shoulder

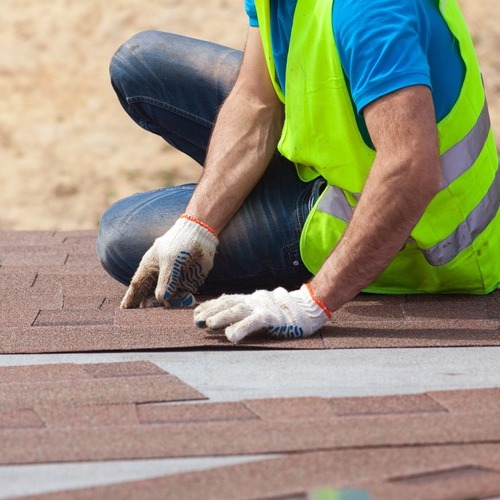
333;0;424;48
333;0;434;113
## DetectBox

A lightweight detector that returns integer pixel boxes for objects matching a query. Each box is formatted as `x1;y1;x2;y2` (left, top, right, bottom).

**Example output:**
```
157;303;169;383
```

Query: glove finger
225;313;267;344
166;292;197;308
155;250;190;301
205;303;253;331
140;295;164;308
121;262;158;309
194;296;243;328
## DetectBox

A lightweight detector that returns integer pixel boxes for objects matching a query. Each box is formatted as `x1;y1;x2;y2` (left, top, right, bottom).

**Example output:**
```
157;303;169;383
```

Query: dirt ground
1;0;499;230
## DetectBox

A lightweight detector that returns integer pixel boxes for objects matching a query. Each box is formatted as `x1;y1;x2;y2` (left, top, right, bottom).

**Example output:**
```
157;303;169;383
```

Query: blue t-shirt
244;0;464;123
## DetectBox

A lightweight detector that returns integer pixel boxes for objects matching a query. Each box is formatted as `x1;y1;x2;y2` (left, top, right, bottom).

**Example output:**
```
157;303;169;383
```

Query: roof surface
0;230;499;499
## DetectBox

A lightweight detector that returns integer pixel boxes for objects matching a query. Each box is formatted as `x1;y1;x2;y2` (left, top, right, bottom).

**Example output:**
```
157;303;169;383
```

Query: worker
97;0;499;343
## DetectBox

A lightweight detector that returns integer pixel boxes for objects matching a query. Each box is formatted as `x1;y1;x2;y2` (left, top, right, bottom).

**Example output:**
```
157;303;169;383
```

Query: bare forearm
311;155;440;311
186;88;283;233
185;28;283;234
311;86;442;312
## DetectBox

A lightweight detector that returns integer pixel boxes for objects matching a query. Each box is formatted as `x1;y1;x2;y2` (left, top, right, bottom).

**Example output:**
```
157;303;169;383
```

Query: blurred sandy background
1;0;498;230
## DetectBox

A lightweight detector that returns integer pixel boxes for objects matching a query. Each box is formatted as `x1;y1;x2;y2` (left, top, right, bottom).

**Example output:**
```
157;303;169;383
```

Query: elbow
379;153;443;212
420;157;443;199
404;155;443;209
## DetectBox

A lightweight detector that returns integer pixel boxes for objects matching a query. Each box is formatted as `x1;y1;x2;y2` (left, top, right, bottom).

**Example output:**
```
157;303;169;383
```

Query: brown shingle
1;228;499;498
335;294;405;321
26;445;500;500
0;308;40;327
0;246;68;267
428;388;500;413
0;374;204;410
0;409;44;429
327;393;446;416
404;293;499;320
243;397;335;420
0;410;497;464
63;254;103;270
364;466;500;500
137;402;257;424
2;322;327;354
321;317;500;349
1;230;497;351
0;268;37;289
81;361;167;378
0;273;64;309
0;363;91;384
32;272;124;296
35;404;139;428
114;308;194;327
0;231;62;247
33;309;114;327
63;295;106;310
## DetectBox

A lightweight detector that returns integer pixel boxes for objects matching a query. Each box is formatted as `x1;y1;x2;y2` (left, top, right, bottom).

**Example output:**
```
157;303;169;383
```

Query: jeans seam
279;178;324;268
127;96;212;127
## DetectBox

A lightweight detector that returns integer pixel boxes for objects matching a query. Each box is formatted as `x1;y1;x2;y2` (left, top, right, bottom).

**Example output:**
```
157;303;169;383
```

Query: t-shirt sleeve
245;0;259;27
333;0;432;114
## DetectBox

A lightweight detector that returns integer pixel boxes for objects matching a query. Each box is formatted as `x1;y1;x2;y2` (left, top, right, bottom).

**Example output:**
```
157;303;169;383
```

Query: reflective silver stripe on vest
440;99;491;188
318;168;499;266
316;103;497;266
423;167;500;266
318;100;491;224
317;185;353;222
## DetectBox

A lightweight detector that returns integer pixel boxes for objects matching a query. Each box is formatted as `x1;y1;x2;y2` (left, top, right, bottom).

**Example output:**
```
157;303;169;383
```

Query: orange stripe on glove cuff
180;213;218;239
305;282;332;319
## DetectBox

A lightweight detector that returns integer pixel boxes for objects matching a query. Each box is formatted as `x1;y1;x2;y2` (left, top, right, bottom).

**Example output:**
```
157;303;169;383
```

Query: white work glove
194;284;331;344
120;214;218;309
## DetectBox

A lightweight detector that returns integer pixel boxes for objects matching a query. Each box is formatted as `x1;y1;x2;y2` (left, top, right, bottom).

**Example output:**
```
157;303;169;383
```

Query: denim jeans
97;31;323;294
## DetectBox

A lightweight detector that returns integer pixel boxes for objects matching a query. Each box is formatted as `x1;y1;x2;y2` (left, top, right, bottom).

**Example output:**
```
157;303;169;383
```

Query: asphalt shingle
1;230;499;498
1;230;498;353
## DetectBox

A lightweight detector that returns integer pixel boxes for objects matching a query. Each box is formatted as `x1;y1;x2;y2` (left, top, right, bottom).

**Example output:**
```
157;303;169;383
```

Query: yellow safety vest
254;0;499;294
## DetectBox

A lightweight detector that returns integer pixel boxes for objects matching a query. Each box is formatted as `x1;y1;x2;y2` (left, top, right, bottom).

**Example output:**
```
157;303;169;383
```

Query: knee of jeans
109;30;163;90
96;206;135;286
